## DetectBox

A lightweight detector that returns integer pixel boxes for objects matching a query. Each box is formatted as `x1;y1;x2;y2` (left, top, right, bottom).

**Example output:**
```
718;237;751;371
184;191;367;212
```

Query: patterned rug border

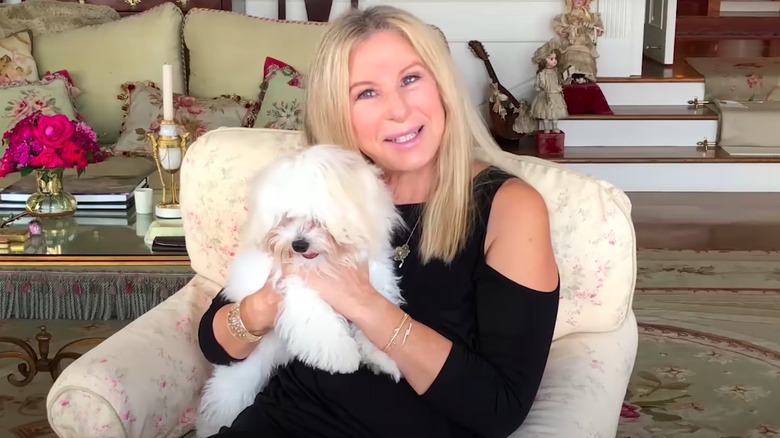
639;248;780;258
636;288;780;293
639;322;780;366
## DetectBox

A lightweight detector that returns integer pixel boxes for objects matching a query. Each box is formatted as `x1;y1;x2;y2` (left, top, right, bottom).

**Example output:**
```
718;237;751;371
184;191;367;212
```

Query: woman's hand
289;261;382;322
212;279;282;360
240;281;283;334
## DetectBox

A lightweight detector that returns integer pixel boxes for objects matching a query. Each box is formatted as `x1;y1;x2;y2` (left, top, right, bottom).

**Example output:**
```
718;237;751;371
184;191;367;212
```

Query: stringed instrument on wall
468;40;523;140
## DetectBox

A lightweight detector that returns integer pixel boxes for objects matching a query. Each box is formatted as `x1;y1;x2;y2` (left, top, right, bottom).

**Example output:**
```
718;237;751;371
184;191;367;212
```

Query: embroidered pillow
0;72;80;143
0;31;38;85
252;57;306;131
114;82;256;154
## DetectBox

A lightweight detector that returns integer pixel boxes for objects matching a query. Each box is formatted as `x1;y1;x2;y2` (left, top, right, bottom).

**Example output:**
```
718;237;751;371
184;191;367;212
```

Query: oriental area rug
1;248;779;438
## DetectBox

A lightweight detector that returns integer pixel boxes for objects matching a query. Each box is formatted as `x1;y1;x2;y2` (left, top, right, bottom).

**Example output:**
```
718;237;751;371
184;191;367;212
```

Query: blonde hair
304;5;505;263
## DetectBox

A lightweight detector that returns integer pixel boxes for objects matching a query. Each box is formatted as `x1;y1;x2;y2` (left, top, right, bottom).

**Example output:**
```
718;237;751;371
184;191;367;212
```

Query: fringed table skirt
0;266;195;320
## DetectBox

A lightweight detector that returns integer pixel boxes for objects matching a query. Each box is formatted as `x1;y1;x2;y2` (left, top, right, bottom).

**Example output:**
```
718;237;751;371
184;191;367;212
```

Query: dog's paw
288;318;361;373
307;334;362;374
354;328;402;382
277;285;361;374
366;360;402;382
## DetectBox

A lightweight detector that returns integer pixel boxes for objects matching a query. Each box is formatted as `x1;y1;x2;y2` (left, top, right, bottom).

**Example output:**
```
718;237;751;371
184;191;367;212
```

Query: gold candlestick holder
147;120;189;219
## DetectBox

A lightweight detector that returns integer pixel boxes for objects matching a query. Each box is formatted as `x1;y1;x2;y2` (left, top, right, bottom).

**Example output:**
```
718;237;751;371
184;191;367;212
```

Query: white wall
244;0;644;111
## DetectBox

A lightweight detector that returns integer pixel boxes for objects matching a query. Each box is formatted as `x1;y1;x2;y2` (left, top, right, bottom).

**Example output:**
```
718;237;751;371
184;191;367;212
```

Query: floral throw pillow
252;57;306;131
114;82;257;154
0;31;39;85
0;71;80;148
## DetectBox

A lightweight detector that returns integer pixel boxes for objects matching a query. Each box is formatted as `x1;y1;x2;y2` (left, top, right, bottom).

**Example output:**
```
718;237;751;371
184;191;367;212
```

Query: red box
535;131;565;158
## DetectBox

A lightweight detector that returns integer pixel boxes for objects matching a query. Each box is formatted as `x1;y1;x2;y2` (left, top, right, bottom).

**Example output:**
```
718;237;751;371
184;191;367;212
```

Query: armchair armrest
46;276;220;438
511;311;639;437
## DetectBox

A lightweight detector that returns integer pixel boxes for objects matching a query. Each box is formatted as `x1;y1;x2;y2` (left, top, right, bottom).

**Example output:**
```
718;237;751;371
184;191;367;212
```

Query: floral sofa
46;127;639;438
0;2;328;190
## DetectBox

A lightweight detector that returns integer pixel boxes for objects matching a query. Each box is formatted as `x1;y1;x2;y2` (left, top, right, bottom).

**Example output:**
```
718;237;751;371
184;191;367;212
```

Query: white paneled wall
243;0;645;110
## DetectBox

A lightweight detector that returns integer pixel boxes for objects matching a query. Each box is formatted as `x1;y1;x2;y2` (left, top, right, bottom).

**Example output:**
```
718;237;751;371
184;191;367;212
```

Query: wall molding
244;0;645;108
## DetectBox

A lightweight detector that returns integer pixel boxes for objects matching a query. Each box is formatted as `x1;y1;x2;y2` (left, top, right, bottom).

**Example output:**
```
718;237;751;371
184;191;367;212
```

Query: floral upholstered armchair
46;127;638;438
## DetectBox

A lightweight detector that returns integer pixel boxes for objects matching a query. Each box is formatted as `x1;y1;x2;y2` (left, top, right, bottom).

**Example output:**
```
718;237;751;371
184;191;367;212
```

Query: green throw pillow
252;57;305;131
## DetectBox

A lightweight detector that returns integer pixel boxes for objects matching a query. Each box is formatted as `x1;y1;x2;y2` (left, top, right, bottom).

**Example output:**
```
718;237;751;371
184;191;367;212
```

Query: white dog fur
196;144;406;437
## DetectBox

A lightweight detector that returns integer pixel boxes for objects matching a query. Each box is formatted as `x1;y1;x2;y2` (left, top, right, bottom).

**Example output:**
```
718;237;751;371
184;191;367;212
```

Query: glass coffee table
0;211;189;266
0;211;194;387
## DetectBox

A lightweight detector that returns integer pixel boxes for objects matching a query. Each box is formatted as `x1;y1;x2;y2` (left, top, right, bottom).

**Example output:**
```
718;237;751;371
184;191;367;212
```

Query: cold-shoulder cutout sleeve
420;262;560;438
198;290;246;366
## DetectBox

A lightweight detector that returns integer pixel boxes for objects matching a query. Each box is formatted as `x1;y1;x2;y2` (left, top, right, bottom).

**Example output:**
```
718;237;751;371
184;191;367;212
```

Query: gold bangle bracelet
382;312;410;352
227;302;263;343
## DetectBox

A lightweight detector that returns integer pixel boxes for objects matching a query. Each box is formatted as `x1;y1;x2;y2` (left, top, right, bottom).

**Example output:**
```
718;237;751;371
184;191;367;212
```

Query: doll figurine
552;0;604;84
530;48;568;133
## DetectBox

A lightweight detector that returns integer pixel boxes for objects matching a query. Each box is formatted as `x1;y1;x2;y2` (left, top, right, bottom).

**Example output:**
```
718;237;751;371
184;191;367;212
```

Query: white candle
162;64;174;121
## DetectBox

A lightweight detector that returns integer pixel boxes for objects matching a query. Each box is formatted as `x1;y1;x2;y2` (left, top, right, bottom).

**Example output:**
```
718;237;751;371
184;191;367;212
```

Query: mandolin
468;40;522;140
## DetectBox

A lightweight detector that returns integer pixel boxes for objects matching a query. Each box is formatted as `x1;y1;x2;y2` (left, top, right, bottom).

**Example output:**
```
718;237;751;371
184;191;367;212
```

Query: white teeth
392;130;418;143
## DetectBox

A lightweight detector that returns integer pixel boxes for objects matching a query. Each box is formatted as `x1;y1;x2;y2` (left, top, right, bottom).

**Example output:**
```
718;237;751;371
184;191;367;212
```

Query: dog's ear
312;147;401;255
240;166;282;249
357;161;404;250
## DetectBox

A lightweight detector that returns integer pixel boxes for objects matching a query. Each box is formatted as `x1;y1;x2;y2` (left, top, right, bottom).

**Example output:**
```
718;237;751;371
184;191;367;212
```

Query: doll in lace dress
530;48;568;133
552;0;604;84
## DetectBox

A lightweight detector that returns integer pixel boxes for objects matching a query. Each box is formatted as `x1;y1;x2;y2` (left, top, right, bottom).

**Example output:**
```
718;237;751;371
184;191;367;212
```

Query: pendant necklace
393;215;421;268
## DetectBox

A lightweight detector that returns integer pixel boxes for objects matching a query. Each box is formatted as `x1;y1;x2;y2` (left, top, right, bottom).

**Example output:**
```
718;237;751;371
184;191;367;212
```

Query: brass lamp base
0;326;105;387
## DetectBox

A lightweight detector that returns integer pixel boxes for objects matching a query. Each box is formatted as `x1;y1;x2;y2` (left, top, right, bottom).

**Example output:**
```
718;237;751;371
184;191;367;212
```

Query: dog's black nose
292;239;309;253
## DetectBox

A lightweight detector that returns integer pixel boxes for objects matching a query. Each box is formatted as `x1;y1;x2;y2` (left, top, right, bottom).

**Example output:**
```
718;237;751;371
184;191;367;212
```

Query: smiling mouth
385;126;423;144
302;252;319;259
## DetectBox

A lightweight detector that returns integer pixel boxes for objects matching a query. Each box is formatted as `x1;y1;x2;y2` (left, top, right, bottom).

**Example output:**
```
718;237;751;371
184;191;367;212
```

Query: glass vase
25;168;77;218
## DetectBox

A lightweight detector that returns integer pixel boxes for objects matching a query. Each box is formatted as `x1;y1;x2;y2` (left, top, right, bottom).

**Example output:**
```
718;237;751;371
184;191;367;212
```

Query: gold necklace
393;216;421;268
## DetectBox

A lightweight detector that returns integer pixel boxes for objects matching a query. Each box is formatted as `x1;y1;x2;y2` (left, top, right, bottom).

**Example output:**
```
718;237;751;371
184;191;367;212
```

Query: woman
198;5;560;438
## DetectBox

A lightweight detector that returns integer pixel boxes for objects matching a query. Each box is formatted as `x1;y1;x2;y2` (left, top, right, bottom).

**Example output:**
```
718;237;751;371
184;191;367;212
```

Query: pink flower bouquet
0;112;104;178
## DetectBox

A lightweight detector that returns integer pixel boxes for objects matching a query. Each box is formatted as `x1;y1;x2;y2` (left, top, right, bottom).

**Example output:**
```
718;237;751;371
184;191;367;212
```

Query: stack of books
0;174;148;214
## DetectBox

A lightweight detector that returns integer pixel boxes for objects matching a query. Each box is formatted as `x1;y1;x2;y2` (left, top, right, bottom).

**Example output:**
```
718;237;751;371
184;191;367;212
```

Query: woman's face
348;31;445;176
573;0;586;8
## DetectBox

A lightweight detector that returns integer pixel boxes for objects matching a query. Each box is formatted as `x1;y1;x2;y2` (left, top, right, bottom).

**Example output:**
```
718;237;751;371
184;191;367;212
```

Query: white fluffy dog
196;144;406;437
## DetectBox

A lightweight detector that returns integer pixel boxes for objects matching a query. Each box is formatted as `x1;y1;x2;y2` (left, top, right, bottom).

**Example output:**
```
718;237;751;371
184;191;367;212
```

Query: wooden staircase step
677;14;780;37
500;143;780;163
564;105;717;121
597;75;704;83
721;1;780;14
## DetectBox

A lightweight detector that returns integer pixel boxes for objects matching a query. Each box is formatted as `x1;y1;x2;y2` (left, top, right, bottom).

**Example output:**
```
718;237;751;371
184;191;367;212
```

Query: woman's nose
385;90;411;121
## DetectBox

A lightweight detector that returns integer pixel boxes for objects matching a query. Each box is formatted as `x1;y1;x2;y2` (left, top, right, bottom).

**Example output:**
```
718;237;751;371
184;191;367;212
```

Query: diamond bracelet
227;302;263;343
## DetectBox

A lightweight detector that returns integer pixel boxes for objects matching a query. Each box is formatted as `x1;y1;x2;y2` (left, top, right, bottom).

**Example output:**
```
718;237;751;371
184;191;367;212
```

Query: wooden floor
628;192;780;251
637;57;703;80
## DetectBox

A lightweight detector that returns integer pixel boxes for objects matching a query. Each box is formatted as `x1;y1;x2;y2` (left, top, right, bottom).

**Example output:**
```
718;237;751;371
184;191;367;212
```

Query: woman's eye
357;89;376;100
402;75;421;86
